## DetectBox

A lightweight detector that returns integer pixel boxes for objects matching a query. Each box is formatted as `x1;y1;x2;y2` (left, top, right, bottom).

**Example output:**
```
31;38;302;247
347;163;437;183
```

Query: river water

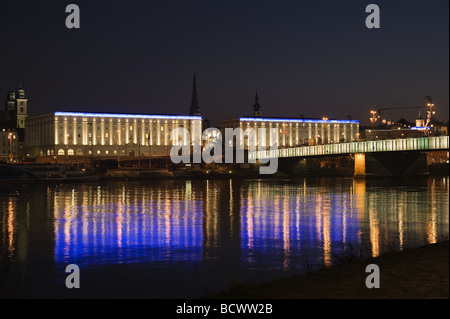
0;177;448;298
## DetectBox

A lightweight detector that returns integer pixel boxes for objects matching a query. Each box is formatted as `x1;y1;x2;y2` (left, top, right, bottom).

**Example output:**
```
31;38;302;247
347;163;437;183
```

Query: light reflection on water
0;177;448;298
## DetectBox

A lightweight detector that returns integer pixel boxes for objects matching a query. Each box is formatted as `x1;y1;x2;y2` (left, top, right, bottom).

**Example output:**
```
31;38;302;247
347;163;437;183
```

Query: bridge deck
250;136;449;160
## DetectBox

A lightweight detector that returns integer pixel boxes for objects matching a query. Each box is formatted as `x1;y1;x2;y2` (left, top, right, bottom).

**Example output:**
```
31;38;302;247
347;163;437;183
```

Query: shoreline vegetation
210;240;449;299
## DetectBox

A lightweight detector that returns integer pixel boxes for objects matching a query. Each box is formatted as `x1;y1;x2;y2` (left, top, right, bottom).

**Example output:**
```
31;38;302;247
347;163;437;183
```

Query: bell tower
5;89;16;112
15;84;28;129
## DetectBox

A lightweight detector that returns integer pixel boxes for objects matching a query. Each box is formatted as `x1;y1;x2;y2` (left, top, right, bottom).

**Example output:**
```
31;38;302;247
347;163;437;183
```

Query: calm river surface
1;177;448;298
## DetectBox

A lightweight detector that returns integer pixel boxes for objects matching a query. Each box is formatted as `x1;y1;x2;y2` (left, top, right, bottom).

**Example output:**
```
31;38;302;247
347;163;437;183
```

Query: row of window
50;148;167;156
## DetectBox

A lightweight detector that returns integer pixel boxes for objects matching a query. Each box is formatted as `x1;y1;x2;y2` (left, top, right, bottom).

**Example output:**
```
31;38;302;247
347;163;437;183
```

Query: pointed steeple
252;89;262;117
190;72;201;116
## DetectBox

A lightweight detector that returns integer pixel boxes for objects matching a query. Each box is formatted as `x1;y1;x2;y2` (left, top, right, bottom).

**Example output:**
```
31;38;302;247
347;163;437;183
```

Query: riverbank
95;168;292;181
94;168;449;181
211;240;449;299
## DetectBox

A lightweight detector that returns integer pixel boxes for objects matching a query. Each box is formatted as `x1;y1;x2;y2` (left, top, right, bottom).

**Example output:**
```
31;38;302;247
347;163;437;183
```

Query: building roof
239;116;359;124
52;111;202;120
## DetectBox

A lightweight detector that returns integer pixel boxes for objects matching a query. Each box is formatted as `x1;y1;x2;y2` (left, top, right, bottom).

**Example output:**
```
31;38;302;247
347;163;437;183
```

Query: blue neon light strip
240;117;359;124
55;111;202;120
410;126;430;130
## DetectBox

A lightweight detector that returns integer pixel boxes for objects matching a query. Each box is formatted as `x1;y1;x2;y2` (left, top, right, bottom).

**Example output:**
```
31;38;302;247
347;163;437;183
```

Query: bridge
249;136;449;177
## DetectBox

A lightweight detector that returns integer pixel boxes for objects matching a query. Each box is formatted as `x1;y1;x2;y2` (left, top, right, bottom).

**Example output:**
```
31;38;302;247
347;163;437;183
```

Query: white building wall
25;112;202;157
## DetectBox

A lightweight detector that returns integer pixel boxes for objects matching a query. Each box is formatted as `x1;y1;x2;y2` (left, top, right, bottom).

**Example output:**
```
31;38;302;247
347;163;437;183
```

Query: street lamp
425;102;435;134
8;132;13;164
370;110;378;128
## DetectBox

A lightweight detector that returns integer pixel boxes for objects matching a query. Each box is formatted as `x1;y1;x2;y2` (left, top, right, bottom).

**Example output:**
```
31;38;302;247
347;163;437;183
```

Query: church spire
190;72;201;116
252;89;262;117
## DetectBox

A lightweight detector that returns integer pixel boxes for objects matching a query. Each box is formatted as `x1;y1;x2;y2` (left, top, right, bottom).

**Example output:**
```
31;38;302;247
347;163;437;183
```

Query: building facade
25;112;203;158
220;117;360;149
220;93;359;149
0;130;19;162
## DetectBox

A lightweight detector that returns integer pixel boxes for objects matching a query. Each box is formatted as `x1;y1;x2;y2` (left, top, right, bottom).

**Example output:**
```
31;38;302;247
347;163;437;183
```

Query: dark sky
1;0;448;126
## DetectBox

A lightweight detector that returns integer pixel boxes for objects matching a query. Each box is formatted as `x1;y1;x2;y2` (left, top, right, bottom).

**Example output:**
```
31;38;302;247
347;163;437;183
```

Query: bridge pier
354;153;366;178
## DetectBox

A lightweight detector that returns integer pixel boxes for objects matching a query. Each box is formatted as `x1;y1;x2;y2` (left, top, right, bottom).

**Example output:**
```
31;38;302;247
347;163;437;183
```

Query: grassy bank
211;240;449;299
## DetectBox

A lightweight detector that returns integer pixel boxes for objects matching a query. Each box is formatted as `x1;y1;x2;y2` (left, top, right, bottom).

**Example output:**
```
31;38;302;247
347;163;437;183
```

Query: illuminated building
0;130;18;162
0;85;28;160
24;74;204;158
25;112;202;158
220;93;359;148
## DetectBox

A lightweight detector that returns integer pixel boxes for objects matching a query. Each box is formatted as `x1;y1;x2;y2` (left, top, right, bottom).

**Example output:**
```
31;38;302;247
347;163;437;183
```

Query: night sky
1;0;448;126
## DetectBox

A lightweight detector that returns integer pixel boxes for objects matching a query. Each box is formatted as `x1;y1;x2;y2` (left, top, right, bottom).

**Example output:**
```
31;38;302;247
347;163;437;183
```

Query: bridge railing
250;135;449;160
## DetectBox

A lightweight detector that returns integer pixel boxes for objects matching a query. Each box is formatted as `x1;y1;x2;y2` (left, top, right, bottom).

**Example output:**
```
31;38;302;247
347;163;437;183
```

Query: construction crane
370;96;435;131
370;105;424;127
377;105;424;118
